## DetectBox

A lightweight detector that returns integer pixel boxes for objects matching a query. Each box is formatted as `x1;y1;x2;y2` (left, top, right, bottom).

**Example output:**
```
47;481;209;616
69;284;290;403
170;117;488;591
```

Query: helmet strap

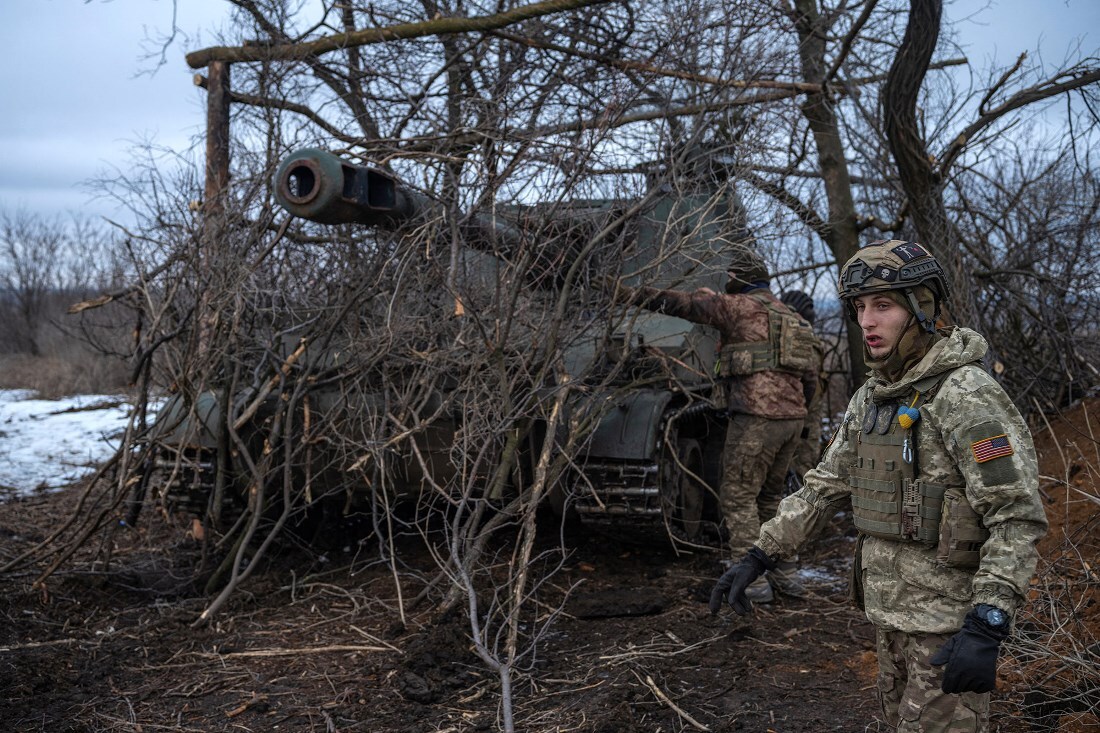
903;288;937;334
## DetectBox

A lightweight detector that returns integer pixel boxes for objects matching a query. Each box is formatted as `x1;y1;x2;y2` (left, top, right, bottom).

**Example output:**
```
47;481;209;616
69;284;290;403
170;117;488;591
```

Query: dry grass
0;352;130;399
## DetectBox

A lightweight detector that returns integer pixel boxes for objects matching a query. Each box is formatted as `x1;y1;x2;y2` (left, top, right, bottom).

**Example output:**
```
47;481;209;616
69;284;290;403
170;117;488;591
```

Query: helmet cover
837;240;949;331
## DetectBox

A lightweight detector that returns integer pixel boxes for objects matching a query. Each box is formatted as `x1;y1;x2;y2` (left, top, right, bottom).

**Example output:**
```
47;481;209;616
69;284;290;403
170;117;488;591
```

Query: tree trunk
883;0;972;322
791;0;866;383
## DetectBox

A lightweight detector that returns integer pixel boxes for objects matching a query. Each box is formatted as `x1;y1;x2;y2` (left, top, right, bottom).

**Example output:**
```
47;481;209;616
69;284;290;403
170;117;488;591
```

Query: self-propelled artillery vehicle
151;147;756;548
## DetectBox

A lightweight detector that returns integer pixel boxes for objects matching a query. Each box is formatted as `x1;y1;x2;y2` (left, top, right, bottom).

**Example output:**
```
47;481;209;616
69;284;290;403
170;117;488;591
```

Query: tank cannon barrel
274;148;525;250
274;148;431;226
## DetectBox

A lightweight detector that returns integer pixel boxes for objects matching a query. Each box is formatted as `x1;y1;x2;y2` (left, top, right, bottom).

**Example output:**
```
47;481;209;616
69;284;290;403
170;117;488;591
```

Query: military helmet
837;240;949;333
726;246;769;284
780;290;815;323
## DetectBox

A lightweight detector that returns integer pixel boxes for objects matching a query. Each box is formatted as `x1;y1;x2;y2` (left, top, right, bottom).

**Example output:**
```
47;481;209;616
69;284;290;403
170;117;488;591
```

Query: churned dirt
0;398;1097;733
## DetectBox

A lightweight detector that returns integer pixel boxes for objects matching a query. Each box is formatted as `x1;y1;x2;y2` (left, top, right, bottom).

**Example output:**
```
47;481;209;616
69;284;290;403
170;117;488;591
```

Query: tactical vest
716;292;818;378
848;372;989;568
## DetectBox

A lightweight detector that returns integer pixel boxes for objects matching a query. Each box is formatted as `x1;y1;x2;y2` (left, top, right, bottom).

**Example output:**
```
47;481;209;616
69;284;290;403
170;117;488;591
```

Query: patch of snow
795;566;844;583
0;389;148;497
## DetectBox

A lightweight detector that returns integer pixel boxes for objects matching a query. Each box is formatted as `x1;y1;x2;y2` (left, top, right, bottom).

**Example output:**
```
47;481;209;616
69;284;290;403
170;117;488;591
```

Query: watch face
987;609;1007;627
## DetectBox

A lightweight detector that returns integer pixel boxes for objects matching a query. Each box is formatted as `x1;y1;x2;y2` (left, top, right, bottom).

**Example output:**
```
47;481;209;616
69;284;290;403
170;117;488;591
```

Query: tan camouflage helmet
838;240;949;333
726;246;769;286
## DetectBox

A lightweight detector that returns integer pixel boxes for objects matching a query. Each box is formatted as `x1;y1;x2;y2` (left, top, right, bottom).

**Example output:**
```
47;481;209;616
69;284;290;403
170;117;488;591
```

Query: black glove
930;607;1010;694
708;547;776;615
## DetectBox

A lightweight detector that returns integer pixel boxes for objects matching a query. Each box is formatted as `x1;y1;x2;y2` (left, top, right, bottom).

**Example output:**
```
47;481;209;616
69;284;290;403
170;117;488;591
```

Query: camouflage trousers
876;628;990;732
720;413;802;555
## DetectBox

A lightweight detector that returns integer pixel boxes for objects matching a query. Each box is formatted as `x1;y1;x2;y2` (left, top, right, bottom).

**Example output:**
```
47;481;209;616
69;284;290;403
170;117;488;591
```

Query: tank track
151;446;239;519
571;403;722;548
571;460;663;530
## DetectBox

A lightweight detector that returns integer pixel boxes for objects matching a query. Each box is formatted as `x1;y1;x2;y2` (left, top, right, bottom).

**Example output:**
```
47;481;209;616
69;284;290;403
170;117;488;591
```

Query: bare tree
0;209;130;395
0;210;67;356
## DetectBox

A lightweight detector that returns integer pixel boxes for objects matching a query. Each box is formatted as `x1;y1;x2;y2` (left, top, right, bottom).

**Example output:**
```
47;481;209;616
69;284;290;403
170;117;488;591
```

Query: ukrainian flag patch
971;434;1014;463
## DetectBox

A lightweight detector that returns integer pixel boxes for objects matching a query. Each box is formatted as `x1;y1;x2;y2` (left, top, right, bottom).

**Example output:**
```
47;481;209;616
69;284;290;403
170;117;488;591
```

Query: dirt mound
1009;397;1100;732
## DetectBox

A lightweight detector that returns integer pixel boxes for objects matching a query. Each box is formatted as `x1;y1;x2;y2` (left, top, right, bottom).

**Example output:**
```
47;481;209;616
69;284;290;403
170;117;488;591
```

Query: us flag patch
971;434;1014;463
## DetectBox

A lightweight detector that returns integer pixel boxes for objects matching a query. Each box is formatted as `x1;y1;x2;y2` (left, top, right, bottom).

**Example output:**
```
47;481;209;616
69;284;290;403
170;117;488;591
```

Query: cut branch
193;644;393;659
186;0;619;68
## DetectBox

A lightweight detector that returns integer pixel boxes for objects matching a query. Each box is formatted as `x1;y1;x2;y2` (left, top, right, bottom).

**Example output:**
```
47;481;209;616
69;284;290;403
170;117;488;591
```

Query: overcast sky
1;0;1097;223
1;0;230;221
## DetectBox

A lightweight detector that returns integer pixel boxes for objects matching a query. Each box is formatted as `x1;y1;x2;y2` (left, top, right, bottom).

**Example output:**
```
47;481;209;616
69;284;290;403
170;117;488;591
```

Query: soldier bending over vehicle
617;246;816;601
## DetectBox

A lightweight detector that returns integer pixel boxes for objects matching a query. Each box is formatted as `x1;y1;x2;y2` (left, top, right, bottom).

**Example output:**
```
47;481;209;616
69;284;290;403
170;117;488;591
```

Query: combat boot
767;559;806;598
744;575;774;604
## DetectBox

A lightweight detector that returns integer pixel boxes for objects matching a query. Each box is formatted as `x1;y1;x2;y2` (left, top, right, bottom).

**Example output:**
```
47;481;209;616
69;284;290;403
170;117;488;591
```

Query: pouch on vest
848;371;957;546
716;345;755;377
716;294;816;377
777;312;816;372
936;487;989;568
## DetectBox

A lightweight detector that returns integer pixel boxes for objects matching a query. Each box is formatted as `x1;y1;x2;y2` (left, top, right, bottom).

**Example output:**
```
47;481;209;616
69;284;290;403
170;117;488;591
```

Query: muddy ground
1;399;1097;733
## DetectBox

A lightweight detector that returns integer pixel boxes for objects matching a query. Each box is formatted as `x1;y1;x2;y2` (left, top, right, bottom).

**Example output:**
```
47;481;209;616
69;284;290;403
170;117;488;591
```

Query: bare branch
193;73;355;144
186;0;620;69
940;64;1100;178
823;0;880;87
741;170;830;238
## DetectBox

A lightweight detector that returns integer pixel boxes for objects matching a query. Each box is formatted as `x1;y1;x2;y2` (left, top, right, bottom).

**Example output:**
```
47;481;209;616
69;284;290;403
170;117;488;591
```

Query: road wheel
660;436;706;545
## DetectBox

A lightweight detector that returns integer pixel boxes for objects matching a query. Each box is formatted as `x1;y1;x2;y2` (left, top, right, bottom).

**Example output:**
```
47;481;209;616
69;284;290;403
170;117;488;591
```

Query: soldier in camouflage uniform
780;289;827;485
710;241;1048;732
618;247;816;602
772;288;829;597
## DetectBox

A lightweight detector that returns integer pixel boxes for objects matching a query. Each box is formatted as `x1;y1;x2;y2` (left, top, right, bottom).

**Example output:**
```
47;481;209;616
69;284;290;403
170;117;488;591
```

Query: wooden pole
203;60;232;217
199;60;232;530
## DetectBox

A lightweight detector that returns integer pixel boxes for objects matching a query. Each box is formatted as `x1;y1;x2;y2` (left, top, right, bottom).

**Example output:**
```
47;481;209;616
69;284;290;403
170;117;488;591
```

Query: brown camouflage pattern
877;628;990;732
755;327;1047;634
790;329;826;479
625;285;809;418
720;414;803;554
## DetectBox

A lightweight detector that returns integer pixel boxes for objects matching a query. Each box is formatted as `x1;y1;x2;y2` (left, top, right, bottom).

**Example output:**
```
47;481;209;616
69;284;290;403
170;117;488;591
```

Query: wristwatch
975;603;1009;629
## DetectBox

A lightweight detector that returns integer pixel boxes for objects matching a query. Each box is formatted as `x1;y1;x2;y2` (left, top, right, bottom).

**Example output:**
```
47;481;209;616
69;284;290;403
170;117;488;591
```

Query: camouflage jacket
624;285;809;419
756;327;1047;633
802;326;827;428
791;329;827;479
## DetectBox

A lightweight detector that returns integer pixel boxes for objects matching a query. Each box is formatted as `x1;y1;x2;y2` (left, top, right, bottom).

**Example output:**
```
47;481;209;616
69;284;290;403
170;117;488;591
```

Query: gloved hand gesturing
930;607;1010;693
708;547;776;615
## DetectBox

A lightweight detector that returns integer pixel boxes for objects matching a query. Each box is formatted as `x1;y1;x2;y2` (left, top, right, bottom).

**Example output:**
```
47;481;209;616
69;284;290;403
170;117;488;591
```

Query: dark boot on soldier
767;557;806;598
744;575;775;604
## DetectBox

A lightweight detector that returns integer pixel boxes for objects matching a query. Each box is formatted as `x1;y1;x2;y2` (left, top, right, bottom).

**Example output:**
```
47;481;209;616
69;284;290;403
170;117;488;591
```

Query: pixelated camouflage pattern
626;285;809;418
877;628;990;732
720;413;803;555
756;327;1047;634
